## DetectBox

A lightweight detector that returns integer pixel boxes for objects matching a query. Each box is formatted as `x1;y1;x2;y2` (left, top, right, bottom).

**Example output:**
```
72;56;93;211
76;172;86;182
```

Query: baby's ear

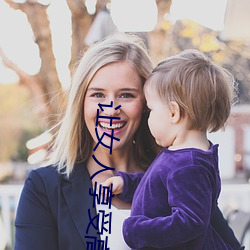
169;101;180;124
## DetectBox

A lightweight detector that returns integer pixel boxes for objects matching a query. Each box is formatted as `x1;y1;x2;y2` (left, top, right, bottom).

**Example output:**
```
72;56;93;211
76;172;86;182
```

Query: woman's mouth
97;121;127;142
99;122;126;130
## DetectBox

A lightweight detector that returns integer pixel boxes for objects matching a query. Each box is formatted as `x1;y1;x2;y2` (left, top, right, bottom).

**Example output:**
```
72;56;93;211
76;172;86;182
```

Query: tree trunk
4;0;64;126
66;0;93;71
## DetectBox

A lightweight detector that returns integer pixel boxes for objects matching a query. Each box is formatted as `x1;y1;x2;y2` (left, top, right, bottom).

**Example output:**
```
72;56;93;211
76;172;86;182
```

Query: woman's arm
14;170;58;250
211;206;245;250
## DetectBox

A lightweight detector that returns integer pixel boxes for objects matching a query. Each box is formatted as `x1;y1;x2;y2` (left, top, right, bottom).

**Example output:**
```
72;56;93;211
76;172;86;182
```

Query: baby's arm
101;176;124;196
123;166;218;249
102;171;144;202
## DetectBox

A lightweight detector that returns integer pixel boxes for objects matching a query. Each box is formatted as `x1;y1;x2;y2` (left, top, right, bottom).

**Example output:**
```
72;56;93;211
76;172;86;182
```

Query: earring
142;108;150;114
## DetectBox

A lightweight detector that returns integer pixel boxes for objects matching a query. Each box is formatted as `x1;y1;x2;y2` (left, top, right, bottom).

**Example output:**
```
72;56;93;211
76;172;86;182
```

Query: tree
0;0;172;127
1;0;96;127
0;0;172;164
2;0;249;125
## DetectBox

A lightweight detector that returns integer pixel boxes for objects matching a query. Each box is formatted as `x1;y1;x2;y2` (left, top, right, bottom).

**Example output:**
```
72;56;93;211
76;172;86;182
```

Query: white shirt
96;202;131;249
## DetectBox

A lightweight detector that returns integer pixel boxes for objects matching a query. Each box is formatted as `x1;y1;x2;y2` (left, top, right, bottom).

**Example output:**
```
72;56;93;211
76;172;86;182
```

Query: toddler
103;49;236;249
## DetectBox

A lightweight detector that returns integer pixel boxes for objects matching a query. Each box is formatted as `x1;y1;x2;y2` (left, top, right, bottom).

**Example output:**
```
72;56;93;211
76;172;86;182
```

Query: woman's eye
91;93;104;98
119;93;135;98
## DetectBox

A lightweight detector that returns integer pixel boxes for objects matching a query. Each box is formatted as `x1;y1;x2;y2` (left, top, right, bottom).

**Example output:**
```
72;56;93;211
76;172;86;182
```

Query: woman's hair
50;34;159;177
145;49;236;132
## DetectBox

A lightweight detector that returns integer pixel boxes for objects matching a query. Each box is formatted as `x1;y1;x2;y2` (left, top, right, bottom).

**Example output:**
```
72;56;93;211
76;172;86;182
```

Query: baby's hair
144;49;236;132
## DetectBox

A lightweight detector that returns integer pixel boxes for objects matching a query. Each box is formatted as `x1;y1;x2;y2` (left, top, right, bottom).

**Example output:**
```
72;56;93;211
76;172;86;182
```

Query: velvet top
118;144;234;250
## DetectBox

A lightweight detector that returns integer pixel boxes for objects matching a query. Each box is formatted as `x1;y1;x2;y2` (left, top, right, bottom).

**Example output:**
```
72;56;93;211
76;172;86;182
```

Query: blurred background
0;0;250;249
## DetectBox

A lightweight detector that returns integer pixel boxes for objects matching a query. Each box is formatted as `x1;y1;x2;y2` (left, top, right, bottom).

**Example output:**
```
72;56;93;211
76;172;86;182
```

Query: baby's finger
100;178;113;188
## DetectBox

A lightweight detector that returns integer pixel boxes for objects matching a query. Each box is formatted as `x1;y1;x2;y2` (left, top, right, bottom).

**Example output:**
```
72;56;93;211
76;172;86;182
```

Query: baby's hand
101;176;124;196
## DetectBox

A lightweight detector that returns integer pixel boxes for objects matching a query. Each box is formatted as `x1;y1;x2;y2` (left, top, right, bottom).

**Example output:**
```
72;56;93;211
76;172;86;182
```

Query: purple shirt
118;144;233;249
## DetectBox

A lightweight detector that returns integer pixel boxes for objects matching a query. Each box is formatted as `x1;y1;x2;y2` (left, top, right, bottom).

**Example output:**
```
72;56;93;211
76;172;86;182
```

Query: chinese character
96;101;121;127
86;209;99;234
85;235;110;250
89;182;114;209
85;101;121;249
86;209;112;235
85;236;97;250
90;155;115;180
94;101;121;154
97;210;112;235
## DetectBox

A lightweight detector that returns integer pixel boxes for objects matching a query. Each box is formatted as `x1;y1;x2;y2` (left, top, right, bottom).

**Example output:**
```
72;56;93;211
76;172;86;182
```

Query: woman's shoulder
27;161;87;188
24;164;63;194
29;164;61;180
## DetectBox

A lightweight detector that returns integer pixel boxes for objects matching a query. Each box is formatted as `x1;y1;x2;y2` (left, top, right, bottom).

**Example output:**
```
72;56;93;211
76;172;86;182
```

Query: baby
103;49;236;249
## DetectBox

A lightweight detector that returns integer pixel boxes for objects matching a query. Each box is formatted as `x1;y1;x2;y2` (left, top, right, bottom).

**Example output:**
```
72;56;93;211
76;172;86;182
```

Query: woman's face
84;61;144;152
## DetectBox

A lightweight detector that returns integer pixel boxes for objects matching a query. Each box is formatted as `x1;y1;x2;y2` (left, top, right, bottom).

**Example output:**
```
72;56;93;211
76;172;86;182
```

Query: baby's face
144;88;176;148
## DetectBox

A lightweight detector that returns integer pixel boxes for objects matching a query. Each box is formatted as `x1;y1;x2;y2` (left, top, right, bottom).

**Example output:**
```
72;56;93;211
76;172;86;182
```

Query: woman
14;34;243;250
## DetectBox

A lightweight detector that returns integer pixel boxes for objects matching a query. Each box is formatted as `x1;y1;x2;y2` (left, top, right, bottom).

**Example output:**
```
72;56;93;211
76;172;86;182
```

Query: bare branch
0;47;29;82
0;47;47;114
4;0;24;10
66;0;93;69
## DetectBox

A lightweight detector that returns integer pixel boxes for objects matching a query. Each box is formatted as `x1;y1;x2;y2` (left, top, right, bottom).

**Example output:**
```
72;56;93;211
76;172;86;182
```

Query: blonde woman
14;36;242;250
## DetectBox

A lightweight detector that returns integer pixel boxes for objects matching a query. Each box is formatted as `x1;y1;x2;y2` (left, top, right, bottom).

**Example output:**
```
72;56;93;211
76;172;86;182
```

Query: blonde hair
145;49;236;132
50;34;158;177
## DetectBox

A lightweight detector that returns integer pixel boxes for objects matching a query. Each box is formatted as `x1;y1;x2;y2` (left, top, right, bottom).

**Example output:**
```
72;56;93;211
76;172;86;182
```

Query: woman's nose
101;100;121;116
